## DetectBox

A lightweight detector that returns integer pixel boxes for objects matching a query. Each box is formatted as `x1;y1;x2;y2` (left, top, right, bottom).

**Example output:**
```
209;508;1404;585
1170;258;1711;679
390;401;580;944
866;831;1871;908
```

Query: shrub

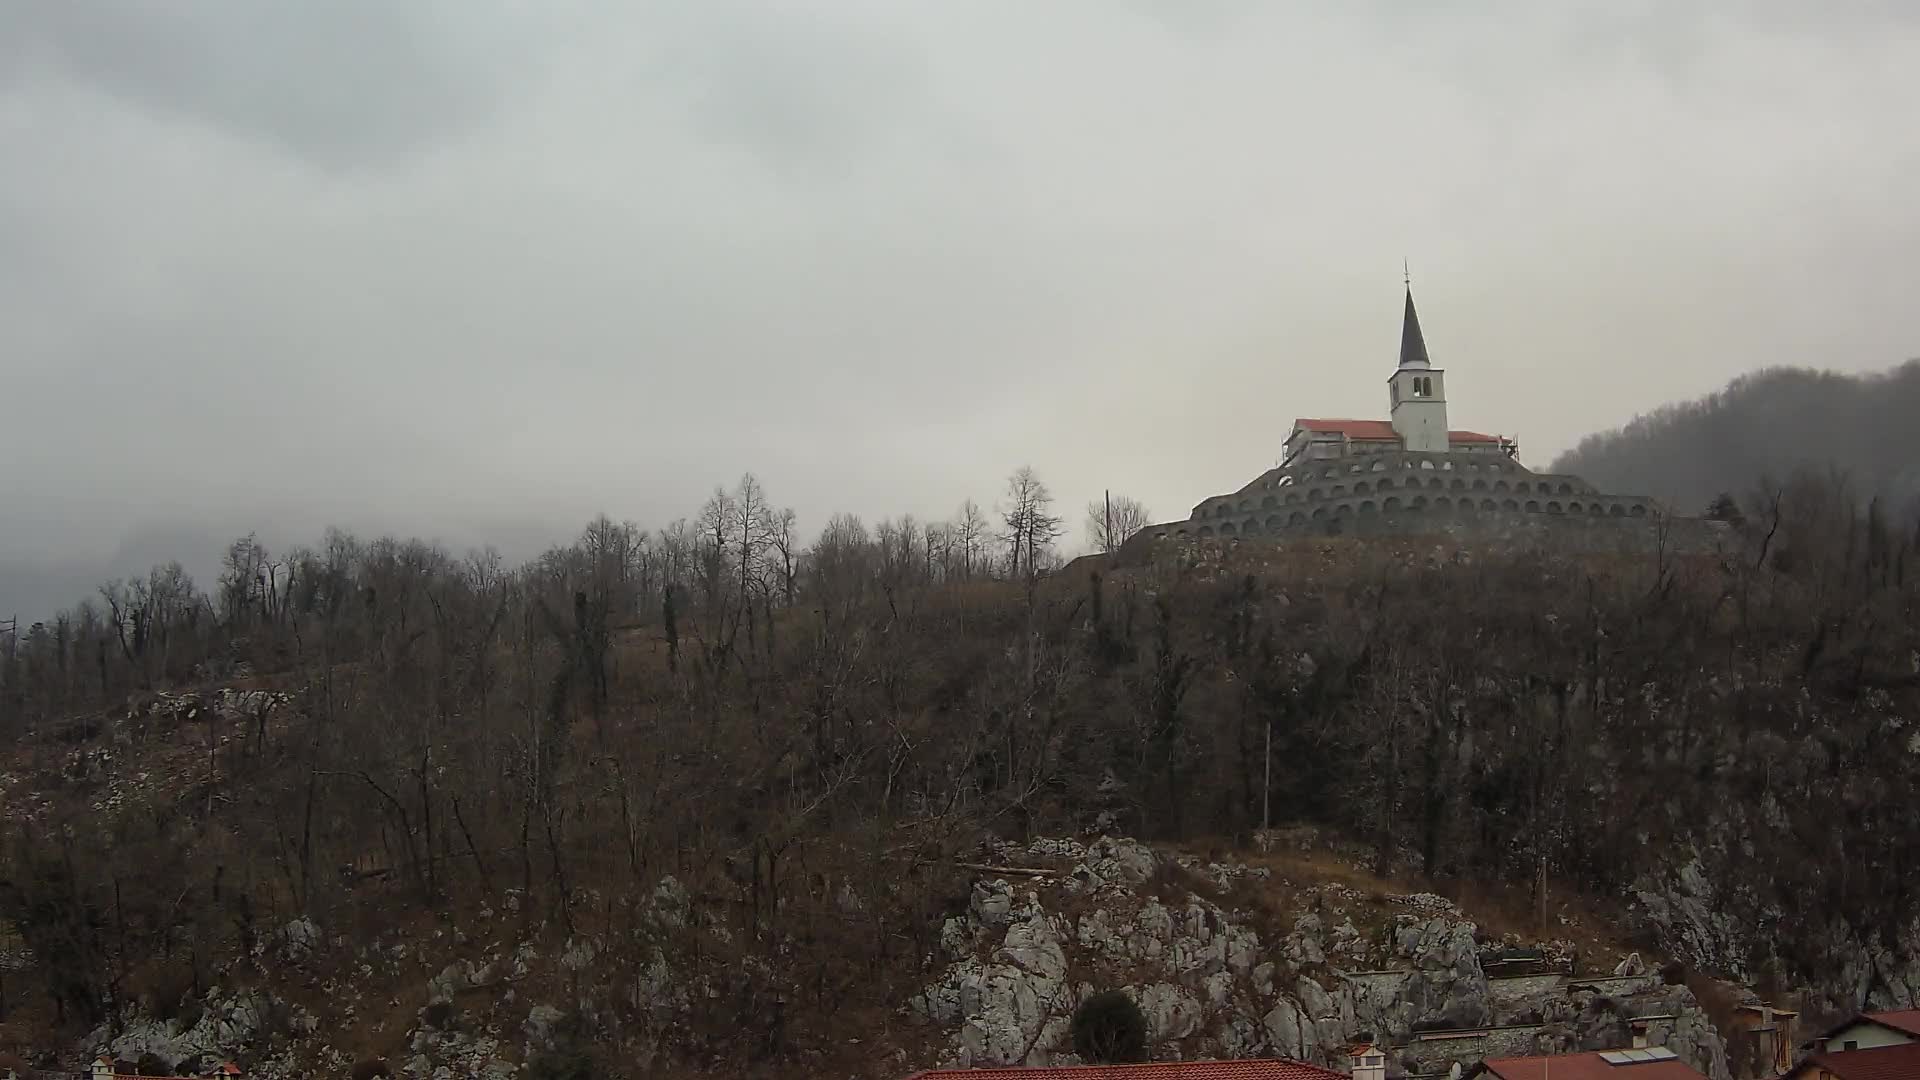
135;1053;171;1076
527;1047;594;1080
351;1059;392;1080
1071;990;1149;1064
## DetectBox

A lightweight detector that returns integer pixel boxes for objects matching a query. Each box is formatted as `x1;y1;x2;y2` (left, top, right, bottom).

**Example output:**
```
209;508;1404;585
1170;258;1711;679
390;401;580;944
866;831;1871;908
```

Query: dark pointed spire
1399;284;1431;369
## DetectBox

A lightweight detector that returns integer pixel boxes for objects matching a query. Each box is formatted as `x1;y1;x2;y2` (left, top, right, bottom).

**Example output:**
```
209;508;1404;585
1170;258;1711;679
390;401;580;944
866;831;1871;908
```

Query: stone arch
1588;503;1603;516
1266;515;1284;531
1331;485;1347;497
1609;503;1626;516
1310;507;1327;520
1428;477;1444;490
1411;495;1428;509
1308;488;1324;501
1360;500;1378;513
1526;500;1541;513
1262;495;1278;509
1321;468;1337;480
1349;462;1364;474
1239;499;1252;512
1503;499;1520;511
1473;478;1487;490
1384;496;1402;512
1377;477;1394;490
1630;504;1648;517
1451;478;1466;490
1494;480;1509;492
1285;492;1299;505
1220;521;1238;536
1355;481;1370;495
1419;459;1436;470
1277;474;1295;487
1334;503;1353;516
1558;482;1573;495
1175;529;1189;539
1289;511;1306;525
1568;501;1582;514
1198;526;1215;538
1481;499;1497;511
1537;482;1553;494
1246;518;1263;534
1434;496;1451;510
1370;459;1387;472
1547;501;1563;514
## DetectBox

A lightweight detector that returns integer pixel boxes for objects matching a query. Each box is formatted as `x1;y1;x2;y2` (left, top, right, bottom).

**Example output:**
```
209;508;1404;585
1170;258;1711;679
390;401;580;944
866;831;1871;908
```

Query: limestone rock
523;1004;566;1052
972;879;1016;927
1134;983;1203;1042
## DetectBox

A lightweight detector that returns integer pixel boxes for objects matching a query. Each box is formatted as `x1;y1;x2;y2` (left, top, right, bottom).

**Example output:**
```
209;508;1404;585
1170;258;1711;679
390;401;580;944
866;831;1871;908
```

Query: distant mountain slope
1551;360;1920;515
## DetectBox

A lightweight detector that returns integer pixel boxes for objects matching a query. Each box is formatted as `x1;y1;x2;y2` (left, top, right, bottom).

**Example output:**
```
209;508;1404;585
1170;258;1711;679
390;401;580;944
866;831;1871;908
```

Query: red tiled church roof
1794;1042;1920;1080
1292;418;1503;444
905;1060;1346;1080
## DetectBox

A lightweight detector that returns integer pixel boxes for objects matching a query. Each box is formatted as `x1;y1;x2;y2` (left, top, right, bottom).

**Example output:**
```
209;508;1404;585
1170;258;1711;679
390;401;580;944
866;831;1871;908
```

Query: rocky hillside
3;471;1917;1077
916;836;1730;1078
26;831;1742;1080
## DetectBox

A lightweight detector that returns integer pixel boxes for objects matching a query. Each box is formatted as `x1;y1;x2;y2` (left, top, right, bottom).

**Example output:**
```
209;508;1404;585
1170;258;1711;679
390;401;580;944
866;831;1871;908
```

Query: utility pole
1104;490;1112;554
1536;853;1549;931
1262;718;1272;834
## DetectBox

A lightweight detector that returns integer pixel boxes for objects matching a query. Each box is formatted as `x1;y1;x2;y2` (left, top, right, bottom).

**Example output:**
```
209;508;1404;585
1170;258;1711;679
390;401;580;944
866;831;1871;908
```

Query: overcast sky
4;1;1919;618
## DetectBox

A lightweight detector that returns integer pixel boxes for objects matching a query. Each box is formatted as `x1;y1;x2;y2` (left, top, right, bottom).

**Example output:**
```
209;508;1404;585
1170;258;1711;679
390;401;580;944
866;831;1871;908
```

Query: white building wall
1821;1021;1914;1052
1389;367;1449;453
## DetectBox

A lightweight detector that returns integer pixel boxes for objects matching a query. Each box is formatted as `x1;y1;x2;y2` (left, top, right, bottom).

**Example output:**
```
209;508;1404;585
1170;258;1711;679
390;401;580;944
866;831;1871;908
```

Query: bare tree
767;507;800;608
1085;493;1152;554
954;500;989;582
1000;467;1063;581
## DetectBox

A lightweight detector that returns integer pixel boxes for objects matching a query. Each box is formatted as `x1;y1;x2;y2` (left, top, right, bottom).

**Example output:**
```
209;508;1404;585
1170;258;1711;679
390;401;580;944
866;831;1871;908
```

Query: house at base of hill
1809;1008;1920;1054
1785;1041;1920;1080
83;1057;243;1080
1464;1046;1709;1080
903;1057;1350;1080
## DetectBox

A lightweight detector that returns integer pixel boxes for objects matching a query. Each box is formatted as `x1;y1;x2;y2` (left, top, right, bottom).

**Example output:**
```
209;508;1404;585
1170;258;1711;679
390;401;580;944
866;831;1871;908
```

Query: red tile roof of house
1476;1051;1707;1080
1290;418;1502;444
1865;1008;1920;1037
1812;1006;1920;1046
904;1060;1346;1080
1792;1042;1920;1080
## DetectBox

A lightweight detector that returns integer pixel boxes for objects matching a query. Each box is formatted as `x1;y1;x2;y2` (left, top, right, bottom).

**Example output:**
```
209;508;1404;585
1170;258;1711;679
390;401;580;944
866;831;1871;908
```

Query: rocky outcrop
915;836;1733;1079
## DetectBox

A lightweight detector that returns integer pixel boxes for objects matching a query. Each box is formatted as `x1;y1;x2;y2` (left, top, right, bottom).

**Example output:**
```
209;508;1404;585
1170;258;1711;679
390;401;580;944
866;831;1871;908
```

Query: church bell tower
1388;283;1449;453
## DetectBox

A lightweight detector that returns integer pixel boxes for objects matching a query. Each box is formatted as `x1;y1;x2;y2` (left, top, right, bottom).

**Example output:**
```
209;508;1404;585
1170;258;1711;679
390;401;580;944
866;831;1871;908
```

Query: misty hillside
1550;360;1920;514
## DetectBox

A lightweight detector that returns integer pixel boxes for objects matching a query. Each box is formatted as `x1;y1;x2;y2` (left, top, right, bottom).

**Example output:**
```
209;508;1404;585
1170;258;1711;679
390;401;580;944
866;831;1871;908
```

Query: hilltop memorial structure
1128;285;1706;552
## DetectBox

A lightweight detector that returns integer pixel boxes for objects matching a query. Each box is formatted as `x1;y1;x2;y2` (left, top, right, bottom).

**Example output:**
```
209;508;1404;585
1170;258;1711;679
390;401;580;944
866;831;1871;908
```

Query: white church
1131;286;1668;547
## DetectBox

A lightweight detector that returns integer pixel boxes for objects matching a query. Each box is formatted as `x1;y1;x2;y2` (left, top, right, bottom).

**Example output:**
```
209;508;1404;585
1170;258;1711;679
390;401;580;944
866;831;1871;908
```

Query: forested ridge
0;465;1917;1076
1551;359;1920;514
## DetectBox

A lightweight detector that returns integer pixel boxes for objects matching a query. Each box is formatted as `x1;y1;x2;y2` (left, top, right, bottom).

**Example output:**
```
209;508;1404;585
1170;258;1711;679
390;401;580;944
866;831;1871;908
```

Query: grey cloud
3;2;1919;619
0;0;534;167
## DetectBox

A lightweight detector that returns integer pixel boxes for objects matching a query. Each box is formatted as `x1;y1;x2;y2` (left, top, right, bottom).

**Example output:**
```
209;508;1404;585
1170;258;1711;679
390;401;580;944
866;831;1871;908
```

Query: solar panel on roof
1599;1047;1680;1067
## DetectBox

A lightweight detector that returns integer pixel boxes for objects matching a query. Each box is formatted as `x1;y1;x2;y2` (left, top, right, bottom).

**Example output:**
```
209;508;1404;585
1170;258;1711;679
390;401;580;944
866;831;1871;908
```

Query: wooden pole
1262;718;1272;834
